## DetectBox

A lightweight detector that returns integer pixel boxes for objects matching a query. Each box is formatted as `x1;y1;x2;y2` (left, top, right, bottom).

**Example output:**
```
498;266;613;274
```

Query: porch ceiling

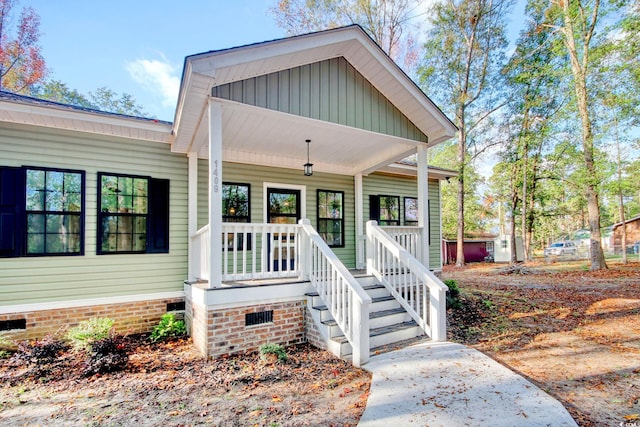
193;99;418;176
172;26;458;175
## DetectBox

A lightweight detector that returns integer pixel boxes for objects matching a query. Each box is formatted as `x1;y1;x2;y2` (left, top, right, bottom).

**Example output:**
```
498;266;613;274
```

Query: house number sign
213;160;219;193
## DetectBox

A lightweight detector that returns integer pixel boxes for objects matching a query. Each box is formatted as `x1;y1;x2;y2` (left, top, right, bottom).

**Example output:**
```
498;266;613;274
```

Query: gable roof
172;25;457;160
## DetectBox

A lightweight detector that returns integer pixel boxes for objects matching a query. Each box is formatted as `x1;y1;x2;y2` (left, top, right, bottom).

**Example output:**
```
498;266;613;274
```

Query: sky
21;0;284;121
20;0;526;123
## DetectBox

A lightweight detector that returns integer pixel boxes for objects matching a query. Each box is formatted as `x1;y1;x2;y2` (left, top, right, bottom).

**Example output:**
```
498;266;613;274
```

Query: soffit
0;97;172;143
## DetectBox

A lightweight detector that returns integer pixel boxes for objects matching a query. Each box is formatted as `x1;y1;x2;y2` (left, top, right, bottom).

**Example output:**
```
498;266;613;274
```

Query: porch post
355;173;365;269
187;151;198;281
208;100;223;288
417;144;430;268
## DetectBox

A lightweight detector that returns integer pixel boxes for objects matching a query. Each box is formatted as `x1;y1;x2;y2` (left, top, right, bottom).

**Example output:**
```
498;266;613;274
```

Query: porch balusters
366;220;447;342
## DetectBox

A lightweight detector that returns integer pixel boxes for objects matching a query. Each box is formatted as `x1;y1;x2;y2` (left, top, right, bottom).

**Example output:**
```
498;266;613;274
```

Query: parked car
544;241;578;257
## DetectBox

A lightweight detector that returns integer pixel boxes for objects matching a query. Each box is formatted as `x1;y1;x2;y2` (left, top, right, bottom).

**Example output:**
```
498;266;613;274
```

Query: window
97;173;169;254
222;183;250;250
0;166;85;257
222;183;250;222
317;190;344;247
404;197;418;226
369;195;400;226
501;240;508;249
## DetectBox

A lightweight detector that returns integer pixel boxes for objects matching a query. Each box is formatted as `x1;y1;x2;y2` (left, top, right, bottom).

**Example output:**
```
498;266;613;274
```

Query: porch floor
197;269;369;289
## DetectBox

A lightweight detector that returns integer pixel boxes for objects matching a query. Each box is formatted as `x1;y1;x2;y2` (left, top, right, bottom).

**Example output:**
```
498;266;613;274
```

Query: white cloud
125;55;180;109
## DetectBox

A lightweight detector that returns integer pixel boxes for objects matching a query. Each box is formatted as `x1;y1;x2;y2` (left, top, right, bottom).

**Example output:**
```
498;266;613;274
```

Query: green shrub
444;279;460;298
259;343;287;362
66;318;114;351
150;313;186;342
0;334;12;359
444;279;462;309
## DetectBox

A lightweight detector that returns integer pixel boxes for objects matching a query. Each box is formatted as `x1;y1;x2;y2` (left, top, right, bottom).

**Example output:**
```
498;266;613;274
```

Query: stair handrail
299;219;372;367
366;220;448;341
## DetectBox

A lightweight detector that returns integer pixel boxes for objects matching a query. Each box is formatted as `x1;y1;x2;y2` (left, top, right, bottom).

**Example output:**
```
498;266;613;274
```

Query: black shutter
369;195;380;222
0;167;24;257
147;178;170;253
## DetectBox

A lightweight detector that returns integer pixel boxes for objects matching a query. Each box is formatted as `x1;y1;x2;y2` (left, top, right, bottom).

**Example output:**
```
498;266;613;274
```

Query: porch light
303;139;313;176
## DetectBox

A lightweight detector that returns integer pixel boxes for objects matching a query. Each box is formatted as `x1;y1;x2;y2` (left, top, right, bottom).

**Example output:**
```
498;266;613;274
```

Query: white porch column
208;100;223;288
417;144;430;268
355;173;365;269
187;151;198;281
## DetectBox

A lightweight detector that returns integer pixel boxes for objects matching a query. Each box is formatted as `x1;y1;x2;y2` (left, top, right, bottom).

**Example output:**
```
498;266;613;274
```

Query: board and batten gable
363;172;442;269
197;161;357;268
211;57;428;144
0;122;188;306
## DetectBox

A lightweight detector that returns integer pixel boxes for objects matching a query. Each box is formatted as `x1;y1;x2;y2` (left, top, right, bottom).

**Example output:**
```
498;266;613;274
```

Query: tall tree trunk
616;123;627;263
561;0;607;270
456;112;466;267
510;152;519;264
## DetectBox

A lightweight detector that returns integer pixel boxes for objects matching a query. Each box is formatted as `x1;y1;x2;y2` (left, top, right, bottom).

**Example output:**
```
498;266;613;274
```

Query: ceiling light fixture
303;139;313;176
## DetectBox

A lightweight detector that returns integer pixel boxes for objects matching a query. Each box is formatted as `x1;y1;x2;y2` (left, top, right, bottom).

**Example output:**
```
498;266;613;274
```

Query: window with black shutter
0;166;85;258
97;173;169;254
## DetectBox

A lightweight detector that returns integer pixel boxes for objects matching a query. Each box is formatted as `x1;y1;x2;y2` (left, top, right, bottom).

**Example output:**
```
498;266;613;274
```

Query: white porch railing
299;219;372;367
366;220;447;341
190;222;301;282
191;224;210;281
381;226;423;260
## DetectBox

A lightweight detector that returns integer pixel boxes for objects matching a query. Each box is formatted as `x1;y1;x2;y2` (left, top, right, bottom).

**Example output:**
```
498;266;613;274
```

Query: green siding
196;162;442;270
363;173;442;269
0;123;188;306
212;57;428;143
197;162;357;268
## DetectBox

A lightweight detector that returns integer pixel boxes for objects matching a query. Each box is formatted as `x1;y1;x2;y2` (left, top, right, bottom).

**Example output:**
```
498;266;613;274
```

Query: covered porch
171;26;457;366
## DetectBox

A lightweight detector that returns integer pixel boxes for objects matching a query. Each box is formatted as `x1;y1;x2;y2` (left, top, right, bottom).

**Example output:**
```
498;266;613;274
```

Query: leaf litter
443;260;640;427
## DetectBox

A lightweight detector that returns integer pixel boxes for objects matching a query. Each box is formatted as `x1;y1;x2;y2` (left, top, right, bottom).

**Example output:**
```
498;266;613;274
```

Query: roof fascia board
0;99;172;142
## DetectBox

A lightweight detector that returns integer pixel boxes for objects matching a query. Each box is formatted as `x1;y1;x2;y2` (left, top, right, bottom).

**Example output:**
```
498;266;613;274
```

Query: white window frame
263;182;307;223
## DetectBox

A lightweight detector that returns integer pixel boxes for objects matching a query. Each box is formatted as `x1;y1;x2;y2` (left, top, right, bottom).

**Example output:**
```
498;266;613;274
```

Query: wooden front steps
305;276;425;360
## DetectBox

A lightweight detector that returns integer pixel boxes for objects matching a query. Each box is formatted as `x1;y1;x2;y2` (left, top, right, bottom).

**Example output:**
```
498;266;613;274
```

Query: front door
267;188;301;271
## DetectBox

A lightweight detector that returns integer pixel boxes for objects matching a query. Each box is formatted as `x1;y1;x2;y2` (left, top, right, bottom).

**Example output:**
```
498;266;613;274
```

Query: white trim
439;180;444;268
188;152;199;281
187;282;311;309
417;145;429;268
0;99;173;143
355;173;365;269
263;182;307;222
0;291;185;315
208;100;223;288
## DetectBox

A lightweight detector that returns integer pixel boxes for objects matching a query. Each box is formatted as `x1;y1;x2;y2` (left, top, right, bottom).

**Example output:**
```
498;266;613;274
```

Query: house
0;25;457;366
611;215;640;254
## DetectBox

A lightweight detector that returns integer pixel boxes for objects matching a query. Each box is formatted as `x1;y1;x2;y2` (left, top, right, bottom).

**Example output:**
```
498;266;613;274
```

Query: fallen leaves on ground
0;340;370;426
443;260;640;427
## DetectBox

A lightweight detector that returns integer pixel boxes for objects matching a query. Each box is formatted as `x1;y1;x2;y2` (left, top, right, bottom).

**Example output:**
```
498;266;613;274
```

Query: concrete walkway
358;341;577;427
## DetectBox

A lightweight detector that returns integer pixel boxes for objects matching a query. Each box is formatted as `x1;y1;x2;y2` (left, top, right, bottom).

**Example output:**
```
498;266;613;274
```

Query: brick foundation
305;304;327;351
188;298;307;358
0;297;184;341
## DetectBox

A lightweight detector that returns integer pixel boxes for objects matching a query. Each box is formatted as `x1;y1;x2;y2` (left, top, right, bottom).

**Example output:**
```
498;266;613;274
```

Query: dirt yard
1;259;638;426
0;340;370;426
443;259;640;427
